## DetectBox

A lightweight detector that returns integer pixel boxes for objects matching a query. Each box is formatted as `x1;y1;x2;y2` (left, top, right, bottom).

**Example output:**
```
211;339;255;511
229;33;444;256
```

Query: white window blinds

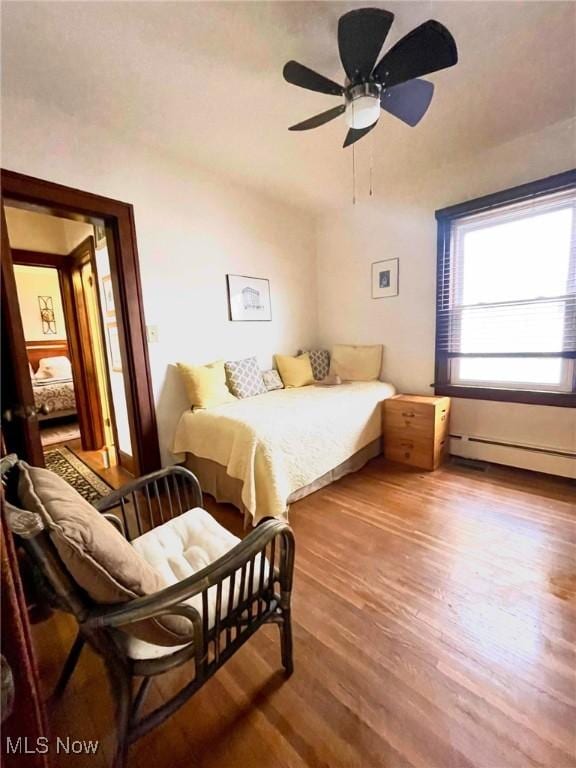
437;188;576;363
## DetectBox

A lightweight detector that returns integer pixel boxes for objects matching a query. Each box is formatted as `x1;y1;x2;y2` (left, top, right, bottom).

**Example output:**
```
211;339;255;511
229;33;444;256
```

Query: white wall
316;117;576;477
13;265;67;342
2;95;318;465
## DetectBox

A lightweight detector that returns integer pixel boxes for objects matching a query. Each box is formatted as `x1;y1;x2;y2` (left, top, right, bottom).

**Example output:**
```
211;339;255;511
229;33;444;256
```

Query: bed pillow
275;353;315;388
224;357;267;399
262;369;284;391
177;360;237;409
299;349;331;381
35;356;72;380
330;344;383;381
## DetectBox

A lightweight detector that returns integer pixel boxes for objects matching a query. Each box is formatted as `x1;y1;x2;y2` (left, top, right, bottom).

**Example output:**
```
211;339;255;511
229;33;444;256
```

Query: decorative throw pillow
298;349;331;380
17;462;191;646
262;369;284;391
274;353;315;388
224;357;267;399
177;360;236;409
309;350;331;380
330;344;383;381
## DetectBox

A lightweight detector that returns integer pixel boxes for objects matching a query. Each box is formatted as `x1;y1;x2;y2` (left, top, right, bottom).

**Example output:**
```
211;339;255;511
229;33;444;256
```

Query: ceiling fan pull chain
369;130;374;197
352;143;357;205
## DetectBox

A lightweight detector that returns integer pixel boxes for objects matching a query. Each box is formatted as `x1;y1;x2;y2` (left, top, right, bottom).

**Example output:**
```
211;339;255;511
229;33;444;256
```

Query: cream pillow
330;344;383;381
274;353;315;388
177;360;236;409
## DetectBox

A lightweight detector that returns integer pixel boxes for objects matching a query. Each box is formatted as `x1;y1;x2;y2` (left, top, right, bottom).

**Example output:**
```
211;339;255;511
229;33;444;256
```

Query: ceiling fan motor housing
345;82;382;129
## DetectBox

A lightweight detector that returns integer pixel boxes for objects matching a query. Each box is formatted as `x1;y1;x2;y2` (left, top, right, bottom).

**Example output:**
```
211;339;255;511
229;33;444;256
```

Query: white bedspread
172;381;395;523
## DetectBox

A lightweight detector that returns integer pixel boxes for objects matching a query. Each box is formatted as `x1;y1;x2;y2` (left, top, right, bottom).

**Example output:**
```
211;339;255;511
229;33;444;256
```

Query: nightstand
383;395;451;470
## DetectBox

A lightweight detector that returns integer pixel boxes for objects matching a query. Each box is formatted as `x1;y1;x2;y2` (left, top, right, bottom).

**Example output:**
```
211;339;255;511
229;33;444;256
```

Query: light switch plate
146;325;159;343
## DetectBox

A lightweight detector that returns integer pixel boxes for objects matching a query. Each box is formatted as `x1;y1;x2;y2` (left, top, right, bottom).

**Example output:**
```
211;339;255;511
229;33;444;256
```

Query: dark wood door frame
2;169;161;474
1;209;45;466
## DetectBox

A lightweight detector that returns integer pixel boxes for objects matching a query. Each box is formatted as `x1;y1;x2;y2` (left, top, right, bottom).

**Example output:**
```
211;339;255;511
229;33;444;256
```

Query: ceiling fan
283;8;458;148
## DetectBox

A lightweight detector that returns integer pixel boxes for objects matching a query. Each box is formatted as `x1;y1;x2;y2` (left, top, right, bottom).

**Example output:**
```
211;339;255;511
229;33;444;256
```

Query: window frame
434;169;576;408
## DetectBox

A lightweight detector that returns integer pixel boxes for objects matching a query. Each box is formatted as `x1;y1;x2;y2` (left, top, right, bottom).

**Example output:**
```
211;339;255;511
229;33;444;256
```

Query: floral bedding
33;377;77;415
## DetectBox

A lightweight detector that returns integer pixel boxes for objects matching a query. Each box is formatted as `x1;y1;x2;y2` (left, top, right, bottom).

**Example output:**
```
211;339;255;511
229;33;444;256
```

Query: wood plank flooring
29;458;576;768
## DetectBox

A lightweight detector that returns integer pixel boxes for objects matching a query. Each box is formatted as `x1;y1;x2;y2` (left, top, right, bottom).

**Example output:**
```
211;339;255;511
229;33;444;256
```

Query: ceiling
5;207;94;254
2;1;575;211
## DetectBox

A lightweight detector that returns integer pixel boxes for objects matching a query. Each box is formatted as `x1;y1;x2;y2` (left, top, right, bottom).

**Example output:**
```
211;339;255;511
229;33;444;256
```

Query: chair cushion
127;508;268;661
17;462;193;646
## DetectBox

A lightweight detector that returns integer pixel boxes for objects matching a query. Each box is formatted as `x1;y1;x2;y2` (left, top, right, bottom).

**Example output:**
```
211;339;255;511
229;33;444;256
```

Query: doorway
7;205;129;488
1;169;160;481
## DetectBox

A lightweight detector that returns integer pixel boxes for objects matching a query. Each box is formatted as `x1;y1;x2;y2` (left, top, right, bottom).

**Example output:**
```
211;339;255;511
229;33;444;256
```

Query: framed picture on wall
371;258;399;299
94;223;107;250
102;275;115;317
226;274;272;321
106;323;122;371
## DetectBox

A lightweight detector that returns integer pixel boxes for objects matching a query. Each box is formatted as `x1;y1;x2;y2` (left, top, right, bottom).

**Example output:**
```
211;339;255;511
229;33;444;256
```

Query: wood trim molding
435;168;576;221
12;249;68;268
435;384;576;408
2;169;161;474
434;170;576;409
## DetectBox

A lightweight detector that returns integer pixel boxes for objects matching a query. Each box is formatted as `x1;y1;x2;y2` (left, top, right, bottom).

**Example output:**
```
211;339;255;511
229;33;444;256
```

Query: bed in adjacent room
173;380;395;524
26;341;77;421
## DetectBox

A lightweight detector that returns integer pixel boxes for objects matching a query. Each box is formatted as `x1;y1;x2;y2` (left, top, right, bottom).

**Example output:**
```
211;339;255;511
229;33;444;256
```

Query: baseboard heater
449;433;575;479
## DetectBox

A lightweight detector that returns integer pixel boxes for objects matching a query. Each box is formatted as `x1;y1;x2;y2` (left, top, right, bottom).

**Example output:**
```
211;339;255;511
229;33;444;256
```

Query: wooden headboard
26;340;70;373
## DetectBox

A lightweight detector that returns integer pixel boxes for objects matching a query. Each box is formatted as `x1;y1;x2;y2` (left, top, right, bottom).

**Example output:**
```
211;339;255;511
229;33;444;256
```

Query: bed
173;380;395;524
26;341;77;421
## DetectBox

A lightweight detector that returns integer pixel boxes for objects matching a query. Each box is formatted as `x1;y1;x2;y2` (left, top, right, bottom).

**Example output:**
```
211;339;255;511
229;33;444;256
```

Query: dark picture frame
226;274;272;322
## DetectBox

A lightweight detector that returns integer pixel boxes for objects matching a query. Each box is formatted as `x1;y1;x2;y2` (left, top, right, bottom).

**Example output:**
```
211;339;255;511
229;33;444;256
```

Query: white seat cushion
122;508;268;660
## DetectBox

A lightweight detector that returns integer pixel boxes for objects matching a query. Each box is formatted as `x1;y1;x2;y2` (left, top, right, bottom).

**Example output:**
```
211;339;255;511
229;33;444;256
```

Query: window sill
434;384;575;408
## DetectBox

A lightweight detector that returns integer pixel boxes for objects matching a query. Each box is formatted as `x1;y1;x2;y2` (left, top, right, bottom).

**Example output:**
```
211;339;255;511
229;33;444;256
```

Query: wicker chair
1;456;295;768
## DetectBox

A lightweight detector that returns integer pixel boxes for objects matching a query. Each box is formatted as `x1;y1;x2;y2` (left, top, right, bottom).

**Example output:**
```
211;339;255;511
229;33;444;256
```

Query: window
435;172;576;407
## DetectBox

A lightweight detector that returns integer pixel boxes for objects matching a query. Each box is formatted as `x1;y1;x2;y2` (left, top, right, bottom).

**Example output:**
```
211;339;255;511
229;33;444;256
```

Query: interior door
66;236;111;452
0;204;45;466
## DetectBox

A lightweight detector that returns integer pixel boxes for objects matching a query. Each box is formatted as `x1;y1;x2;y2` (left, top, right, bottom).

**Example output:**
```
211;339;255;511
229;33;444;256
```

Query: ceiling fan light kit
283;7;458;148
345;83;381;129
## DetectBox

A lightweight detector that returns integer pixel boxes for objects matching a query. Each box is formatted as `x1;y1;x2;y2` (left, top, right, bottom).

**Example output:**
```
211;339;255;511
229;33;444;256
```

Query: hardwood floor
30;458;576;768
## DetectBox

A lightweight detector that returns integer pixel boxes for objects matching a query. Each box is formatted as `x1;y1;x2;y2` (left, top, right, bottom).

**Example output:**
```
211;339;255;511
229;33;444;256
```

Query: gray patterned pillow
262;369;284;391
301;349;331;380
225;357;267;399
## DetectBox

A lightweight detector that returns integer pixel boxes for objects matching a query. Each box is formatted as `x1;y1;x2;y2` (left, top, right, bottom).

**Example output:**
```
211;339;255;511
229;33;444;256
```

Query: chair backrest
1;455;93;623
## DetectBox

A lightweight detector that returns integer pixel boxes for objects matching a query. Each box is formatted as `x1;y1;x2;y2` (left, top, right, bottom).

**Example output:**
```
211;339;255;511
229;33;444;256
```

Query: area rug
40;421;81;447
44;446;111;503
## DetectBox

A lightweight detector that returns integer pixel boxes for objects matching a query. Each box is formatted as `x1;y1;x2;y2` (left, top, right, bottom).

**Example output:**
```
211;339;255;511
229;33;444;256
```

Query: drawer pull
402;411;416;418
400;441;413;448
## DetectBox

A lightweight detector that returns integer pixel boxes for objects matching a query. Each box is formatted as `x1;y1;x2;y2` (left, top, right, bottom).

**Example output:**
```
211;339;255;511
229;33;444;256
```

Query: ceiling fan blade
283;60;343;96
373;20;457;88
338;8;394;82
381;79;434;126
289;105;346;131
343;121;378;148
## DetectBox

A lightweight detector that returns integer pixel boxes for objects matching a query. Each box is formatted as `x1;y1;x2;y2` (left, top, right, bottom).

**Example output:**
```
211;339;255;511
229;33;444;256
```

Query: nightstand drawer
384;407;434;436
384;432;448;471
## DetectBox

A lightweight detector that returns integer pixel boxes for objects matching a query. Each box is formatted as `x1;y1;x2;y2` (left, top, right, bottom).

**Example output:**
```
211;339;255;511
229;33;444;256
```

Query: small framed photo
106;323;122;372
372;258;399;299
94;223;107;250
226;274;272;322
102;275;115;317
